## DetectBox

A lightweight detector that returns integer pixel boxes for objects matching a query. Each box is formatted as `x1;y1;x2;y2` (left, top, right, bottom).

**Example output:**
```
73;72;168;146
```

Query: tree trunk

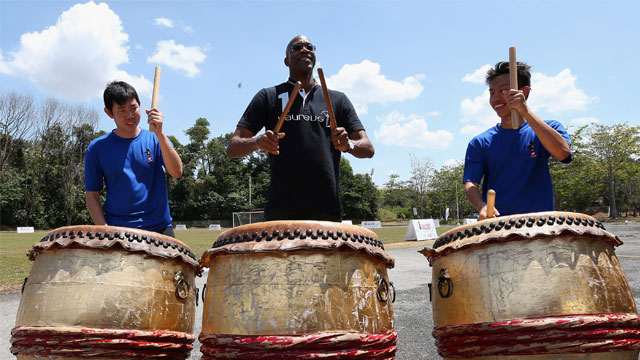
608;164;617;218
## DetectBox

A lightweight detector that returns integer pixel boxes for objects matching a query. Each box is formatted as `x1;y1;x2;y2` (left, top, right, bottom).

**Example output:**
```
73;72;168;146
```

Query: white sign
413;207;418;216
17;227;35;233
175;224;187;230
341;220;353;225
405;219;438;241
208;224;221;230
433;218;440;228
463;218;478;225
360;221;382;229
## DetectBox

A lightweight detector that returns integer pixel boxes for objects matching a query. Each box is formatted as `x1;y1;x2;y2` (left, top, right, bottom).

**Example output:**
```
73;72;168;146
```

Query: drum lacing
433;215;605;249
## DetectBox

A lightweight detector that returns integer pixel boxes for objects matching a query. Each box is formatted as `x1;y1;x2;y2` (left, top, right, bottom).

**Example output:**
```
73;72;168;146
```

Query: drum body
11;225;200;360
420;212;640;359
199;220;397;359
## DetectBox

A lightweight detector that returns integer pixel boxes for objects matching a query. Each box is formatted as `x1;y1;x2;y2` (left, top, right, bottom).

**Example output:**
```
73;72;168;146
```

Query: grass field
0;224;453;293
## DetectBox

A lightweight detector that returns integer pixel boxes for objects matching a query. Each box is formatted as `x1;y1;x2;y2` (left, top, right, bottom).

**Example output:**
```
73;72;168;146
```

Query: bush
378;208;397;222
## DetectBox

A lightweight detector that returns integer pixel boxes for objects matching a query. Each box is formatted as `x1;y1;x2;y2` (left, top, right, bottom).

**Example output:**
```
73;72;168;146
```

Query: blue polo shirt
84;129;172;231
463;120;571;216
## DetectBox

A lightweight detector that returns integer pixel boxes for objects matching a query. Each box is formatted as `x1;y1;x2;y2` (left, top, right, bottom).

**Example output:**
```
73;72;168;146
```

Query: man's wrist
342;139;355;153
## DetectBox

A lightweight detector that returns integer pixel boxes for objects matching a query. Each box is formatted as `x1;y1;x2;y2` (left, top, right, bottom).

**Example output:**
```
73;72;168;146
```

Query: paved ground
1;222;638;359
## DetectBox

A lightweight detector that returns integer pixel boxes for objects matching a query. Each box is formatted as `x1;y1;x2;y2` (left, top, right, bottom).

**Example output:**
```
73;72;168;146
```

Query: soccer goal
232;211;265;227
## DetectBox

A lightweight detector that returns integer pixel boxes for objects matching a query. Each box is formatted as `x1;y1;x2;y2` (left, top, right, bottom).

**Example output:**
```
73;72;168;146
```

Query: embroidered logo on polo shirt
527;143;537;157
144;149;153;162
284;110;331;127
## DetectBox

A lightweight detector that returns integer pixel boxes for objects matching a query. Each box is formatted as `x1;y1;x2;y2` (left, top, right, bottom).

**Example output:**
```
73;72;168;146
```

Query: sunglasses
290;43;316;52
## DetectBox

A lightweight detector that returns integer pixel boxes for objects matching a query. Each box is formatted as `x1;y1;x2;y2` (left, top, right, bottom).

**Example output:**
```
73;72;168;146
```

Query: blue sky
1;0;639;186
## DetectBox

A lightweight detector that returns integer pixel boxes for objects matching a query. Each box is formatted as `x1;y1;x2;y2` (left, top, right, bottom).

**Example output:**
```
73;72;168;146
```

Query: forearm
348;138;375;158
227;136;259;158
86;192;107;225
464;182;485;212
346;130;374;158
522;111;571;161
157;132;183;178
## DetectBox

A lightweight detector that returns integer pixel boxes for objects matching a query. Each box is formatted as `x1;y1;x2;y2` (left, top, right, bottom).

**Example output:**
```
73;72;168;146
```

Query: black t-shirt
237;79;364;220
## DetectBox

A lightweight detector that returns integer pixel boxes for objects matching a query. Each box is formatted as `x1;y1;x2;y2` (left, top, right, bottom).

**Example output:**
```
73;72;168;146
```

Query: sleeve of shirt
84;141;104;191
335;91;364;134
463;139;484;184
237;89;269;134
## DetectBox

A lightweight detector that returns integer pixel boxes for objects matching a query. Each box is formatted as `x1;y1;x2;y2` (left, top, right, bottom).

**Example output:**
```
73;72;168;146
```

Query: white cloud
459;89;497;135
462;64;491;84
0;1;151;102
528;69;598;114
374;111;453;149
458;68;598;135
154;17;195;34
147;40;205;78
570;117;600;127
154;17;174;28
324;60;424;115
443;158;463;168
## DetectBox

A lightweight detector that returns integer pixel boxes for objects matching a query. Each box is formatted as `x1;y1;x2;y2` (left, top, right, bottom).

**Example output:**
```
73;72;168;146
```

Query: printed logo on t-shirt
527;143;537;157
284;110;331;127
144;149;153;162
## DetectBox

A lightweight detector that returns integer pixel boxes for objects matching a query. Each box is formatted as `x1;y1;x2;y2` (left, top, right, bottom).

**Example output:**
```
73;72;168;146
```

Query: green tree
379;173;415;220
409;154;434;218
0;91;35;182
184;117;211;178
550;126;602;212
618;157;640;216
339;157;378;220
428;162;472;221
583;123;640;218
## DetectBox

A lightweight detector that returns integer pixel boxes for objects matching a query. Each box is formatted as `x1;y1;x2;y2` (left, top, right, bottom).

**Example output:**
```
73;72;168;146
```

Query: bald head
286;35;311;55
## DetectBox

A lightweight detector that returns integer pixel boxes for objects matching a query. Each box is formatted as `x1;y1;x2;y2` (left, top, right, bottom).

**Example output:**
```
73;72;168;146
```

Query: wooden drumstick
317;68;338;130
273;81;302;133
486;189;496;218
150;66;161;131
509;47;519;129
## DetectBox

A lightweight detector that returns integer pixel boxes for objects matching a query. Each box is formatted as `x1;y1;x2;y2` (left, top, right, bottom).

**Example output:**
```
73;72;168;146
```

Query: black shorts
154;226;176;238
265;208;341;222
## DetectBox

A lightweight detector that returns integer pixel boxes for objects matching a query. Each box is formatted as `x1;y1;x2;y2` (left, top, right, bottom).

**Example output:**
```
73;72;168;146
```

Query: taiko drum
198;220;398;359
10;225;200;360
420;212;640;359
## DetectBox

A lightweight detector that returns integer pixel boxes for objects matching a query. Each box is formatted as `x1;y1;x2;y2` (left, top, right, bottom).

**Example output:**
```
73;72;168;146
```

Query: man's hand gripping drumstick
465;181;500;220
257;81;302;155
318;68;352;152
486;189;496;218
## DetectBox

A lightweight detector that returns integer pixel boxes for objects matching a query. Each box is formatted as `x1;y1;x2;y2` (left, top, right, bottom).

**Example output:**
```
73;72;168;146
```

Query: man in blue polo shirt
463;61;572;220
85;81;183;236
226;35;375;222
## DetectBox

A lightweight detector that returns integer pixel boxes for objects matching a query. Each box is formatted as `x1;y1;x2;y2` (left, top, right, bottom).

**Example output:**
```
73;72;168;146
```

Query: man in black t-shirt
227;35;375;222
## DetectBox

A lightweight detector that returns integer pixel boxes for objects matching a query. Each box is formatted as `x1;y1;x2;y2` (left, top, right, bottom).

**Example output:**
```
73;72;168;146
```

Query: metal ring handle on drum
438;269;453;298
174;271;190;300
202;284;207;303
389;281;396;303
376;276;390;303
